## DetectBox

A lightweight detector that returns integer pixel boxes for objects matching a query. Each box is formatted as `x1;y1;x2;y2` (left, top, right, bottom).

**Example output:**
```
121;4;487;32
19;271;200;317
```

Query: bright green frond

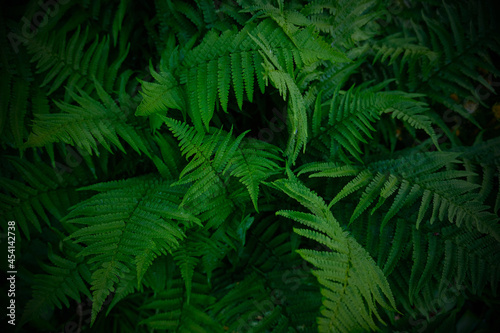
273;176;396;332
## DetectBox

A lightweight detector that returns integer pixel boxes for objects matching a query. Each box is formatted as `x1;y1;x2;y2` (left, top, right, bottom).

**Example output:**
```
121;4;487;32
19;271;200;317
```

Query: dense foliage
1;0;500;332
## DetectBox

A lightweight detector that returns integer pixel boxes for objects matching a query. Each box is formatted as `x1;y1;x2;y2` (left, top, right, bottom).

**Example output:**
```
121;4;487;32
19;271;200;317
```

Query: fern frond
227;137;283;211
104;268;137;316
64;176;200;324
26;80;150;157
140;270;222;332
27;26;129;97
135;64;186;117
211;272;304;332
164;117;281;226
21;241;91;325
173;236;199;305
9;77;30;148
137;18;348;136
253;35;308;163
452;137;500;212
163;117;242;207
346;210;500;319
304;0;381;50
373;0;500;129
111;0;130;46
6;1;500;331
371;34;438;71
0;157;88;239
303;151;500;239
271;176;397;332
310;85;438;162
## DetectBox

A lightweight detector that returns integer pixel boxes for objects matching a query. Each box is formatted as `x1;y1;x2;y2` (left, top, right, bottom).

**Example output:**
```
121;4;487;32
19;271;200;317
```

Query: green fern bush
1;0;500;332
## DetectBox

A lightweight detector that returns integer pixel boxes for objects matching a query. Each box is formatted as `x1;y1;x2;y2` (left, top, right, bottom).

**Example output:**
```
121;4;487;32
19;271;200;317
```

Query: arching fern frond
163;117;283;221
372;0;500;128
162;117;243;227
63;176;200;325
135;65;186;119
27;25;129;97
299;151;500;241
25;80;150;157
249;30;309;163
371;34;438;73
346;210;500;318
270;175;397;333
136;18;349;135
228;138;283;211
310;85;438;163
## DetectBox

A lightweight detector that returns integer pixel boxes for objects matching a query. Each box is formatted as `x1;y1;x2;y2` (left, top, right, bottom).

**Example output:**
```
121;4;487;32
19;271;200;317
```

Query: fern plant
1;0;500;332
